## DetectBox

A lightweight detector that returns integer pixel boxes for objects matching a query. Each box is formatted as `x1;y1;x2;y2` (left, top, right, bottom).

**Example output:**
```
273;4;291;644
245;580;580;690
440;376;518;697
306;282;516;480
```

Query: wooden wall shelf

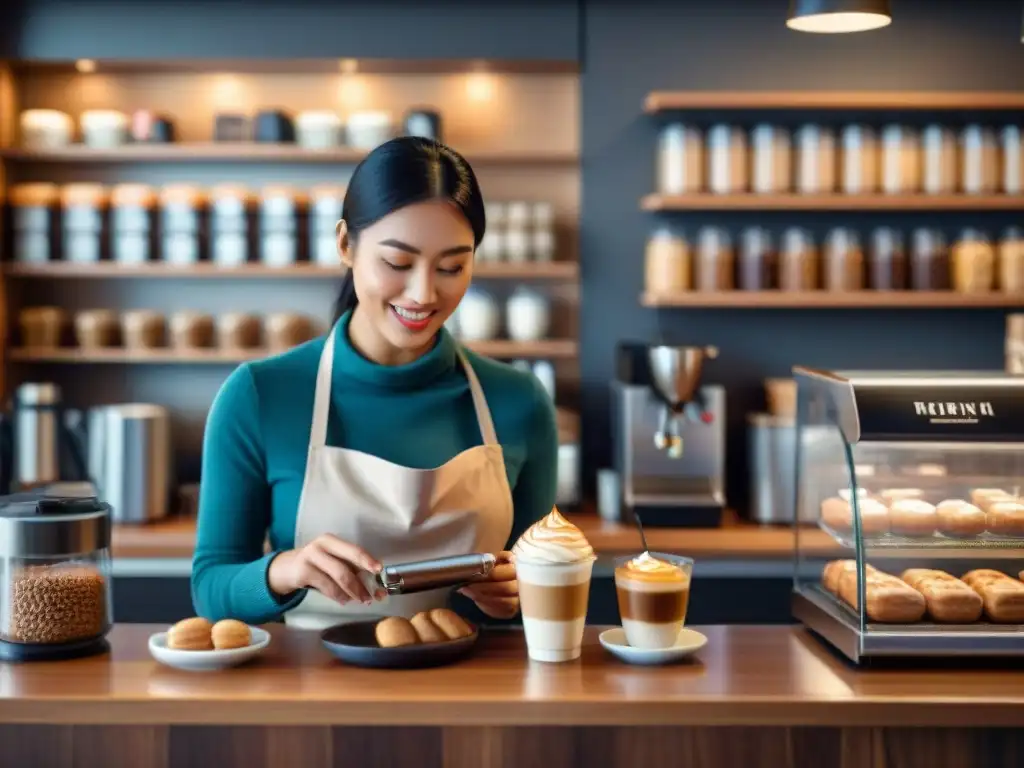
642;291;1024;309
0;144;579;165
641;193;1024;212
643;91;1024;113
2;261;578;280
9;339;578;364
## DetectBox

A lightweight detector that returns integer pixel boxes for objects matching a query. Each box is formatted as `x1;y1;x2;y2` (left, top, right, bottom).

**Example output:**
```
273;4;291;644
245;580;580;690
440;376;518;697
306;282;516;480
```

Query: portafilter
647;345;718;456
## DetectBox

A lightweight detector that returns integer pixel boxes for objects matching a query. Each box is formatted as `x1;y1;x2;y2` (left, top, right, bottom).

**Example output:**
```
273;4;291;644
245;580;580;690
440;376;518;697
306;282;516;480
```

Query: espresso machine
611;342;726;527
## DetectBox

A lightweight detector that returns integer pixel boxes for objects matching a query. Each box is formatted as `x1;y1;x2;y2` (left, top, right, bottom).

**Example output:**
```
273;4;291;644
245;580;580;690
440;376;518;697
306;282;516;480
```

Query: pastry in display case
790;367;1024;662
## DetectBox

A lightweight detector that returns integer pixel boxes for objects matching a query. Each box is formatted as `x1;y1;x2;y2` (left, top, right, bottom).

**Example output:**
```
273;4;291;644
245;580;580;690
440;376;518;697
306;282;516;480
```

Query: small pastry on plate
167;617;214;650
821;496;889;535
935;500;987;537
212;619;251;650
375;616;420;648
986;499;1024;537
410;611;448;644
428;608;473;640
888;498;937;537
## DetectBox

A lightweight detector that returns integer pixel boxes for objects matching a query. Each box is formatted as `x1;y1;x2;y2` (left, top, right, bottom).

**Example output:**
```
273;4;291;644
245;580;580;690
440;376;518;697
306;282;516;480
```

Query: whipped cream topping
512;507;594;564
620;551;686;581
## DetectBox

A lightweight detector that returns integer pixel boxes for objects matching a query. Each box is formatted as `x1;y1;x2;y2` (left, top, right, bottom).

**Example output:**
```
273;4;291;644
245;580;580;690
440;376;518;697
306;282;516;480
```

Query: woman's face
339;199;475;361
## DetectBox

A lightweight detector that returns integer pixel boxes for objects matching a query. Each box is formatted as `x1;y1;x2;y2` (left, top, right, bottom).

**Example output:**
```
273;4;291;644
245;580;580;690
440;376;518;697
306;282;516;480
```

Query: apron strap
455;347;499;446
308;322;499;449
309;320;339;448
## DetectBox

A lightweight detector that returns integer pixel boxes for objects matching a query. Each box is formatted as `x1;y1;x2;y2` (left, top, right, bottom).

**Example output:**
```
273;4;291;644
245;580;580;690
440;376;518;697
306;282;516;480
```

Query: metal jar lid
0;493;111;558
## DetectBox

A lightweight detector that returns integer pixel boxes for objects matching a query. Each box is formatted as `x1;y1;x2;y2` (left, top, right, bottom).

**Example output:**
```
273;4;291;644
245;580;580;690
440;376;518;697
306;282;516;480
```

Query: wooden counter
111;510;840;561
1;624;1022;768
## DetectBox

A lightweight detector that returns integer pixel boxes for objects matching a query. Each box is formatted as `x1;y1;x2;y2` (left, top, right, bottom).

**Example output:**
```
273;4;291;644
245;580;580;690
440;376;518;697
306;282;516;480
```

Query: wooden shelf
643;91;1024;113
642;291;1024;309
1;261;578;280
8;339;578;364
641;193;1024;211
0;144;578;165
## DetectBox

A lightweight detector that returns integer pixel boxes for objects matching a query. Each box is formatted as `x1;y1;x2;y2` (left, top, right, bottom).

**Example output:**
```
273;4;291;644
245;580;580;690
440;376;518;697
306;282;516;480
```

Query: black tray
320;619;479;669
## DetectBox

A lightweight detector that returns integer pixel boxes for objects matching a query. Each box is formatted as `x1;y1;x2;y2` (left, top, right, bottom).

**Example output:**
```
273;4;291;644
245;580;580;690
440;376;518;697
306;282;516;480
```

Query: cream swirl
619;551;687;583
512;507;594;564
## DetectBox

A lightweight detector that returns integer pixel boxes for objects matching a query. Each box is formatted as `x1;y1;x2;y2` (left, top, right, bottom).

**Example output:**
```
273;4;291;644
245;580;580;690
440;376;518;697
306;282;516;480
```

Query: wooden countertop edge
1;700;1021;728
111;511;840;561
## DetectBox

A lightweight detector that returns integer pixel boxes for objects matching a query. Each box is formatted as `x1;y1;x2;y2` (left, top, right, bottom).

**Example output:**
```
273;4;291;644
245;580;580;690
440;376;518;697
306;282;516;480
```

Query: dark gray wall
2;0;580;60
579;0;1024;508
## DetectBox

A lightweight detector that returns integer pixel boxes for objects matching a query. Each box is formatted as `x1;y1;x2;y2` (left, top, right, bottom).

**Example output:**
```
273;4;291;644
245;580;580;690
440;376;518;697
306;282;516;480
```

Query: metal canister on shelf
951;229;995;293
111;184;156;265
644;228;691;294
998;227;1024;293
657;124;703;194
823;228;864;291
61;183;108;263
909;228;949;290
778;228;818;291
695;227;734;291
738;227;776;290
867;227;907;291
159;185;204;266
9;183;59;263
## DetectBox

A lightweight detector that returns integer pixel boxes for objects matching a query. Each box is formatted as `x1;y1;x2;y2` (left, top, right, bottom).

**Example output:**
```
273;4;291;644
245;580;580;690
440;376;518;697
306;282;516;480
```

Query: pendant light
787;0;892;34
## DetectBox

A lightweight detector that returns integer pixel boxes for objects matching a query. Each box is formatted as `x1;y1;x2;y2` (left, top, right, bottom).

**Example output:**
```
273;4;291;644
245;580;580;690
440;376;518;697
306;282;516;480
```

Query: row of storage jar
7;182;346;267
657;123;1024;195
645;226;1024;293
477;201;557;263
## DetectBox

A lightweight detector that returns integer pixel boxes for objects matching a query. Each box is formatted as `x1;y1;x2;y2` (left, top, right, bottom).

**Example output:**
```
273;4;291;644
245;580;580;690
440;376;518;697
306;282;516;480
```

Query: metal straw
633;510;650;554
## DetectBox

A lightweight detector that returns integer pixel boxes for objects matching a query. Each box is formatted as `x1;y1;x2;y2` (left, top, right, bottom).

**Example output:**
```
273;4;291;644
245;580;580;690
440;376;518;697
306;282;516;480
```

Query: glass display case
790;367;1024;663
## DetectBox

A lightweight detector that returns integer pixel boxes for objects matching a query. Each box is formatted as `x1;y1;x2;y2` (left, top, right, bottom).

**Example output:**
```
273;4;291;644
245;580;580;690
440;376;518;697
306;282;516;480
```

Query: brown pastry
837;568;926;624
970;488;1013;512
167;617;214;650
962;569;1024;623
211;619;251;650
409;611;448;644
900;569;984;623
935;500;987;537
821;559;877;595
879;488;924;505
374;616;419;648
820;496;889;535
428;608;473;640
887;498;937;537
986;500;1024;537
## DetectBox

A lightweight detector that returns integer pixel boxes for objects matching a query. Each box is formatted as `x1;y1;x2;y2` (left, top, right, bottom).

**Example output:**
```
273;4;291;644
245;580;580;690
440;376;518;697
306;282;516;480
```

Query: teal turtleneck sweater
190;311;559;624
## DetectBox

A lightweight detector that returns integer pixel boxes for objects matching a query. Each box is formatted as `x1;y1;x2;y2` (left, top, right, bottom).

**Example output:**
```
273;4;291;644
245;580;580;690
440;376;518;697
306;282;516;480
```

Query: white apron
284;322;514;630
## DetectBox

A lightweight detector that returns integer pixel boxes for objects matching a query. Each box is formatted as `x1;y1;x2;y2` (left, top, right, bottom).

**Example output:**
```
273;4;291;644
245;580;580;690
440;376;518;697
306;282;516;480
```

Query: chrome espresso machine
611;342;726;527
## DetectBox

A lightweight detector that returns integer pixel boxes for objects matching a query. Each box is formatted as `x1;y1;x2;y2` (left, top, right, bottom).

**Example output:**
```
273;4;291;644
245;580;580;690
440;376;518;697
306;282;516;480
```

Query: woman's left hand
458;551;519;619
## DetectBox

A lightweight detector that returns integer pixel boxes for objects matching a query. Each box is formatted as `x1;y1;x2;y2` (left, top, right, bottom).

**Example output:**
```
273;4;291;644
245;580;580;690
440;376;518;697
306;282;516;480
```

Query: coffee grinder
611;342;726;527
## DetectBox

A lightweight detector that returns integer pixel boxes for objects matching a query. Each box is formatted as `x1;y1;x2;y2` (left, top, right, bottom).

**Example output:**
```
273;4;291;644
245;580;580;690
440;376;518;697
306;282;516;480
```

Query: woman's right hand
268;534;384;604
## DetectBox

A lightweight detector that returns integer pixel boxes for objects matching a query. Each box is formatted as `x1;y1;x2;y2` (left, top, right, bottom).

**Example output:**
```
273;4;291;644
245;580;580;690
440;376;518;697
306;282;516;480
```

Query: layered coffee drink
512;507;595;662
614;552;693;649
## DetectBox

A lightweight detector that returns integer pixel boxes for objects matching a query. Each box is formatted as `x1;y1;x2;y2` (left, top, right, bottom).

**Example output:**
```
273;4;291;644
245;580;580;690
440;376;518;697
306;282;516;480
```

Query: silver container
747;413;805;524
14;383;64;489
85;404;172;524
373;553;496;595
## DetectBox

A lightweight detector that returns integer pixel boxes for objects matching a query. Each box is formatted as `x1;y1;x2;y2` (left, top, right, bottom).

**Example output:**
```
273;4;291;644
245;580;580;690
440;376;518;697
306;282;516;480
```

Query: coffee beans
3;566;108;644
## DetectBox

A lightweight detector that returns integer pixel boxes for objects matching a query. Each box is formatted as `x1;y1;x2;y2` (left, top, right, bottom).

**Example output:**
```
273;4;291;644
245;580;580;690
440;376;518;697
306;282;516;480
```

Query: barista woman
190;137;559;629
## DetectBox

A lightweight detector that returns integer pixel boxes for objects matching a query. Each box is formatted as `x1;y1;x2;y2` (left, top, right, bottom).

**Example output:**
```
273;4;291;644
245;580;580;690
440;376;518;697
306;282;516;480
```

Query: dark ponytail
332;136;487;324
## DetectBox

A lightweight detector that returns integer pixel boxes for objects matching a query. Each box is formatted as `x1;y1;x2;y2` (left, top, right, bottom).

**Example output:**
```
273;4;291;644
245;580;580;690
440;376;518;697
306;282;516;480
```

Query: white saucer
599;627;707;666
148;626;271;671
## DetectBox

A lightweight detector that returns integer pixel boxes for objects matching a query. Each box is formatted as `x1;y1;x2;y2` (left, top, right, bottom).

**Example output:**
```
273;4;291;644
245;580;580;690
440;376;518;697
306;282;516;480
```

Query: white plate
599;627;707;666
148;626;271;671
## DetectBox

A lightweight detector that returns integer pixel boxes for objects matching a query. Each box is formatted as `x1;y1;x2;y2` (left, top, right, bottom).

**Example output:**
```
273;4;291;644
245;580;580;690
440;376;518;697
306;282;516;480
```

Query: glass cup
515;555;595;662
614;553;694;649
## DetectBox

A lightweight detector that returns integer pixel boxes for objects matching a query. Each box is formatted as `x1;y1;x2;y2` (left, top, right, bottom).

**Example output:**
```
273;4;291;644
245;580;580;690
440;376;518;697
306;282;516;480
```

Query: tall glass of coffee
614;552;693;649
512;507;595;662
